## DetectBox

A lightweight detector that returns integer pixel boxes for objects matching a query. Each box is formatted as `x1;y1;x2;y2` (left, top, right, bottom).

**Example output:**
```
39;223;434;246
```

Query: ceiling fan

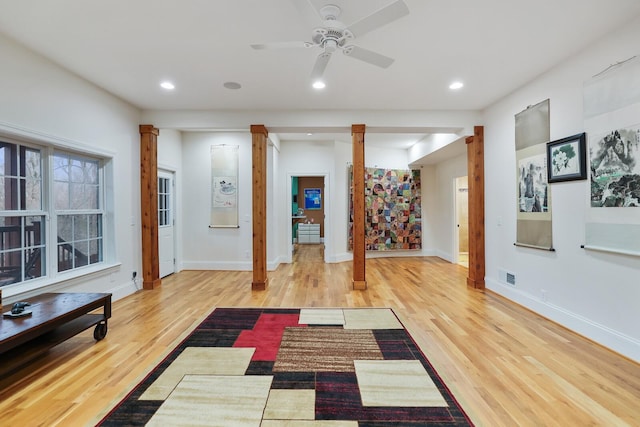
250;0;410;81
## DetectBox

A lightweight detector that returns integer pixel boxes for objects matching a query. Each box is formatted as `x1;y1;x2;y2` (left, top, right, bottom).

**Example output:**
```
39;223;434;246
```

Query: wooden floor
1;244;638;426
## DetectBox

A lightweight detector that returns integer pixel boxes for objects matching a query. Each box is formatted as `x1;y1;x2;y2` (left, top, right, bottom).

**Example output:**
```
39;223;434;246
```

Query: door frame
286;172;330;263
453;175;469;267
158;167;177;278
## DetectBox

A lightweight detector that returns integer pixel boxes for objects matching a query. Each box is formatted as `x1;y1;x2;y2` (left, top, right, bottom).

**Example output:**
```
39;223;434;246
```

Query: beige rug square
146;375;272;426
299;308;345;325
263;389;315;420
343;308;403;329
354;360;448;407
139;347;254;400
261;421;358;427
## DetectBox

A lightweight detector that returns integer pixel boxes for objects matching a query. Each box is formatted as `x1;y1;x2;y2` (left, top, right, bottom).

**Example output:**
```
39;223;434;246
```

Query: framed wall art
546;132;587;183
304;188;322;210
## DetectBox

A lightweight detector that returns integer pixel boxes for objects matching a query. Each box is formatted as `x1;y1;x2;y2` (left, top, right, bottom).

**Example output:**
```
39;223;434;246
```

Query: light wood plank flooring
0;245;638;426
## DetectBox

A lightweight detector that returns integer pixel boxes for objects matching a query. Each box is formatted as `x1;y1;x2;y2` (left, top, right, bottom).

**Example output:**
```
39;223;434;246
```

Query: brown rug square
273;327;384;373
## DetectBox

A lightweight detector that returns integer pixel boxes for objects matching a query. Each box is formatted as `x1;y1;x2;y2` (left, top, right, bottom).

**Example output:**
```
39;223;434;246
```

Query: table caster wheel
94;322;108;340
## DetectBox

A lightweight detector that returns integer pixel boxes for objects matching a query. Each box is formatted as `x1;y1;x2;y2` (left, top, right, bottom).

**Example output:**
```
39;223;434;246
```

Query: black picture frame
546;132;587;183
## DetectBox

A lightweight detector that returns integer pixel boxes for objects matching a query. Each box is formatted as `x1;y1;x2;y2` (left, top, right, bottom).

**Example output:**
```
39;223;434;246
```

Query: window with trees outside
0;139;105;289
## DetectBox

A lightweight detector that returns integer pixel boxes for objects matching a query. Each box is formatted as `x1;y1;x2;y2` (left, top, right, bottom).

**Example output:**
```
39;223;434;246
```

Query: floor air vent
499;269;516;286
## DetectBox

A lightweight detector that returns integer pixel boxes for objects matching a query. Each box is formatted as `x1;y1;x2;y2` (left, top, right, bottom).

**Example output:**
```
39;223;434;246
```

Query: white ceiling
1;0;639;153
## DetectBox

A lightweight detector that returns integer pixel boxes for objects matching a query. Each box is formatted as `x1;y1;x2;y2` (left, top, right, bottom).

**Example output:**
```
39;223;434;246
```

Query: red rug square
233;313;303;361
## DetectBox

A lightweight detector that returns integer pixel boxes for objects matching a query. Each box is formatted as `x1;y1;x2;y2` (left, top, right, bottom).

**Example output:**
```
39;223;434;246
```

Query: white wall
180;132;254;270
279;140;337;261
0;33;142;302
267;142;280;269
483;16;640;361
431;154;468;261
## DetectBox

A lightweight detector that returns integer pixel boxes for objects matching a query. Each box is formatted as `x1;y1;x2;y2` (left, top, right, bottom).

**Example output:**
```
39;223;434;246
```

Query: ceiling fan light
312;80;326;89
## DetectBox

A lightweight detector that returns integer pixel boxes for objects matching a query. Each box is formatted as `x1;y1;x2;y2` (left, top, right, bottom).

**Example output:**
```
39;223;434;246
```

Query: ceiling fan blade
311;52;332;80
346;0;409;38
251;41;313;50
343;45;394;68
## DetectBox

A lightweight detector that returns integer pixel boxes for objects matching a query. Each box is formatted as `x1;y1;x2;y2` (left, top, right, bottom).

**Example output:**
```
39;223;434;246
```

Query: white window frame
0;128;116;297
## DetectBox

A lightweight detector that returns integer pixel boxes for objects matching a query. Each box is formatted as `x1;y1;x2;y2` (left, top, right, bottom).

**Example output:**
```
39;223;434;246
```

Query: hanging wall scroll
515;99;554;250
583;55;640;256
210;145;239;228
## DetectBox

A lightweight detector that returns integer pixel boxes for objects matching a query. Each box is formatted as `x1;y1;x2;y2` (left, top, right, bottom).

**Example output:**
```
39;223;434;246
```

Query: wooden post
251;125;269;291
352;124;367;290
466;126;485;290
139;125;161;290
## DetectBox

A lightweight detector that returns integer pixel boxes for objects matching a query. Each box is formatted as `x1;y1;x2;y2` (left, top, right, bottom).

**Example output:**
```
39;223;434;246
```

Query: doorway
158;169;176;278
454;176;469;268
290;175;326;263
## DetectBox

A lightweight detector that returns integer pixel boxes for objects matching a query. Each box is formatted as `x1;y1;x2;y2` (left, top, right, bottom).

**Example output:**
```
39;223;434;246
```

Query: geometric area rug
97;308;474;426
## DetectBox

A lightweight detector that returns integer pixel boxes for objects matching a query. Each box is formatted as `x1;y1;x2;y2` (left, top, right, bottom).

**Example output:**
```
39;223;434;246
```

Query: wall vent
498;268;516;286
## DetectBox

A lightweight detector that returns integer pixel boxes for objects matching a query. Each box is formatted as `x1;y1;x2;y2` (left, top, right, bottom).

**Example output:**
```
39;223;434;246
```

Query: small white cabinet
297;223;320;244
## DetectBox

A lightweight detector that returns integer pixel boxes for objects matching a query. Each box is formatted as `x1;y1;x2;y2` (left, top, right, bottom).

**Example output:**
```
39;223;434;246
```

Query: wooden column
351;124;367;290
466;126;485;290
251;125;268;291
139;125;161;290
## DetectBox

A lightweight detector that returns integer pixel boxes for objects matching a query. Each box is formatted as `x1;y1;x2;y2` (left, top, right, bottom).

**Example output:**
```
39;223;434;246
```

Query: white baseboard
107;282;139;302
330;252;352;263
268;256;286;271
182;261;252;271
435;250;453;262
486;277;640;363
183;259;284;271
329;250;437;263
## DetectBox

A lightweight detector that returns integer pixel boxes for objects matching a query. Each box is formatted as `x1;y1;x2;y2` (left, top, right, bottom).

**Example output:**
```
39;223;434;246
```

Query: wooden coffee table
0;292;111;378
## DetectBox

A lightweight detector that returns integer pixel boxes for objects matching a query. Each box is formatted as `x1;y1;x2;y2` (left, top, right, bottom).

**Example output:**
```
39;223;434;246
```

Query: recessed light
160;81;175;90
449;81;464;90
312;81;326;89
223;81;242;90
307;133;313;136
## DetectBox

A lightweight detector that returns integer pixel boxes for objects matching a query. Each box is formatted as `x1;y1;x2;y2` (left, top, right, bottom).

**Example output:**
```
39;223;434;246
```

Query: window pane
70;183;86;209
57;215;73;243
73;214;88;241
58;242;73;272
0;177;18;210
0;216;22;250
0;142;17;177
89;238;102;264
53;152;104;274
74;241;89;267
53;156;69;181
54;181;69;210
0;248;21;284
22;148;41;179
25;179;41;210
86;184;99;209
85;161;98;184
0;215;45;284
88;214;102;239
24;246;44;280
70;159;84;183
25;216;45;247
